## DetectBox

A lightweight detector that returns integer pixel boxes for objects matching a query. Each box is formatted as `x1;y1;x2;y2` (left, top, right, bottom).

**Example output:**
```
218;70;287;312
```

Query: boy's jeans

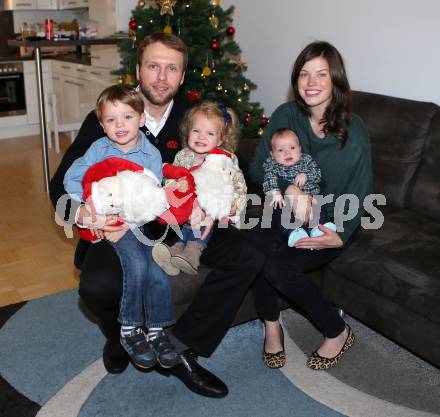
111;229;175;328
177;222;213;249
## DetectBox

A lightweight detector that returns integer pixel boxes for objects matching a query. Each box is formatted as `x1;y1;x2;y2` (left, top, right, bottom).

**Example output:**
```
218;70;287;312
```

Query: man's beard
138;80;177;106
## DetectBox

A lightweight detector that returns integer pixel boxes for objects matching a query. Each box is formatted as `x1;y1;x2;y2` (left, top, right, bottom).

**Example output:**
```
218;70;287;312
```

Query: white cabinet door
90;45;119;69
3;0;37;10
87;66;117;101
89;0;139;35
37;0;57;9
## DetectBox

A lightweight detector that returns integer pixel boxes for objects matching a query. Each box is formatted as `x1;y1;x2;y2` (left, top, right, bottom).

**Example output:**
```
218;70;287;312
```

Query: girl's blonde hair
180;101;240;152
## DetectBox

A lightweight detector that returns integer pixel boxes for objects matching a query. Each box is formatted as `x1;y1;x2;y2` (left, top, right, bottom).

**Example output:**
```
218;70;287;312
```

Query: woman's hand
284;184;314;223
294;224;343;250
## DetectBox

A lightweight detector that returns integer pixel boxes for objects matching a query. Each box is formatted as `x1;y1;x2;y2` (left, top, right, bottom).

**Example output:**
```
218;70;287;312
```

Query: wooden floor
0;134;79;307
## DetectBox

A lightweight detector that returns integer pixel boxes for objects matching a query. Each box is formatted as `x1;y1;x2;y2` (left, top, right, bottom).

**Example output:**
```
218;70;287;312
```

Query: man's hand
270;191;285;209
294;173;307;189
76;203;124;238
104;223;130;243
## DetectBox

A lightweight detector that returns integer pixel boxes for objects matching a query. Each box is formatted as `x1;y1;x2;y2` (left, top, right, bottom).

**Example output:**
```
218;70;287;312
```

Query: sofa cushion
407;111;440;220
325;209;440;324
352;91;438;209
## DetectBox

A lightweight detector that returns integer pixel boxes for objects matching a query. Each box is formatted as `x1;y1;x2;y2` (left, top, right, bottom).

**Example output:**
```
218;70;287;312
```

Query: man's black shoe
103;339;130;374
169;351;228;398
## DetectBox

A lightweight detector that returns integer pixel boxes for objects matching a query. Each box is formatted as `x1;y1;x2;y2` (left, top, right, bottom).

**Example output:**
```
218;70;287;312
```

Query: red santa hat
207;147;232;158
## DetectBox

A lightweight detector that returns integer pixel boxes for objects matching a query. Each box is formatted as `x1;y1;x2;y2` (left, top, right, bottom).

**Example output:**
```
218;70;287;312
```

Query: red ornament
187;89;201;102
210;39;220;51
261;116;270;127
226;26;236;36
129;18;139;31
166;140;178;149
244;114;252;125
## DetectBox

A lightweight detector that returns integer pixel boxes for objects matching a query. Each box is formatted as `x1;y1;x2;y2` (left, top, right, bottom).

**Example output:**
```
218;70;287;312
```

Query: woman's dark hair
291;41;351;145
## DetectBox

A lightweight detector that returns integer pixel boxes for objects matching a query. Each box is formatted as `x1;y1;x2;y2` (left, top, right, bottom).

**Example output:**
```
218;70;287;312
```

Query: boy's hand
104;223;130;243
270;191;285;209
294;173;307;189
77;203;122;231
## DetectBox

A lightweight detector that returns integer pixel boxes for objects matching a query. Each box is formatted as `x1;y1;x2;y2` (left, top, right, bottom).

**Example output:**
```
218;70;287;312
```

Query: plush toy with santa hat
78;157;169;242
157;147;236;226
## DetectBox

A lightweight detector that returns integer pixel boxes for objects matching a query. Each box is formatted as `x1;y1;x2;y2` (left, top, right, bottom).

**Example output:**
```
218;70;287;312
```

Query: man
50;33;264;398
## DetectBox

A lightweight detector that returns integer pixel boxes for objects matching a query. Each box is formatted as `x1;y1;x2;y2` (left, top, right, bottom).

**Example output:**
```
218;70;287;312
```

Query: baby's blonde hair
180;101;240;152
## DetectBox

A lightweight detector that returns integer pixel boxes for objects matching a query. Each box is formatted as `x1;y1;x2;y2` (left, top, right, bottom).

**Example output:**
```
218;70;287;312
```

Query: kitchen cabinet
51;60;116;125
88;0;139;36
58;0;88;9
3;0;37;10
4;0;88;9
36;0;57;8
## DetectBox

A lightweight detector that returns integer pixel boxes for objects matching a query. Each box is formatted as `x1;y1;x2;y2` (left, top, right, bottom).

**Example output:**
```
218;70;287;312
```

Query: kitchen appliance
0;62;26;117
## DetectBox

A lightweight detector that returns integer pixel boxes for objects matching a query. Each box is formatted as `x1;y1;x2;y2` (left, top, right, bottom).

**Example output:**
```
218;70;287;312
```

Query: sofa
170;90;440;368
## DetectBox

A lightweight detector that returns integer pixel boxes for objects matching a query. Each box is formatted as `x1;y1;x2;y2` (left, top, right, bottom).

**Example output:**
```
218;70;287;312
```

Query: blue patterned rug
0;290;344;417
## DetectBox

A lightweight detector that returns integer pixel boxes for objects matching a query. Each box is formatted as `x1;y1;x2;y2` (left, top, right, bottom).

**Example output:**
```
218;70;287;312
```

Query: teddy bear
78;157;169;242
157;147;236;226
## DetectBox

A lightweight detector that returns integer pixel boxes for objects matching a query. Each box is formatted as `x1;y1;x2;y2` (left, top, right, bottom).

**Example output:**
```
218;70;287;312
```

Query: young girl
152;101;247;275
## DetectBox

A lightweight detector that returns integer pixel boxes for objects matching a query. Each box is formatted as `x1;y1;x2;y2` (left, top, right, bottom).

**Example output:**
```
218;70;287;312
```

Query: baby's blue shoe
287;227;309;247
309;222;337;237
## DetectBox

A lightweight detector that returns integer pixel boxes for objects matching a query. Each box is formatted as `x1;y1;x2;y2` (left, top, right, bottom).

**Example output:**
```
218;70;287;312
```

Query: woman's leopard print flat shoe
262;324;286;369
263;350;286;369
306;325;355;370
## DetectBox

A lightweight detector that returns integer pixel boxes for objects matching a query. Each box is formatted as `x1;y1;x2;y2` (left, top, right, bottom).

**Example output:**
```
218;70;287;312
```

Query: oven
0;62;26;117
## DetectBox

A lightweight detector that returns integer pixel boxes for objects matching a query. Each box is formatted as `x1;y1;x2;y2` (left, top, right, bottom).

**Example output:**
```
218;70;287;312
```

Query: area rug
0;290;438;417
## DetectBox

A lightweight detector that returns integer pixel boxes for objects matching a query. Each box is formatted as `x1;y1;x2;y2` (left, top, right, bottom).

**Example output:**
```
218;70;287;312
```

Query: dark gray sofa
170;90;440;368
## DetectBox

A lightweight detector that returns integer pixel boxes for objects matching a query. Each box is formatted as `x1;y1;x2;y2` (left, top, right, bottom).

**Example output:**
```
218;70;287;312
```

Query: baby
263;127;336;246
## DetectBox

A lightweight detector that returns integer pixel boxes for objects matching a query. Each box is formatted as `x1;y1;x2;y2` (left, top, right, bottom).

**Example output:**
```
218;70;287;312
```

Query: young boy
263;127;336;246
64;84;180;369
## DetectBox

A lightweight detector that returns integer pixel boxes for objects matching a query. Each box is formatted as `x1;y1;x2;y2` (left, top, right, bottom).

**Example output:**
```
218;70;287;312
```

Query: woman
249;41;373;370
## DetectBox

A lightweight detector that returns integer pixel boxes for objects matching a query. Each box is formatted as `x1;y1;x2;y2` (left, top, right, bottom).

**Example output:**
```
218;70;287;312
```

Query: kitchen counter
0;53;91;65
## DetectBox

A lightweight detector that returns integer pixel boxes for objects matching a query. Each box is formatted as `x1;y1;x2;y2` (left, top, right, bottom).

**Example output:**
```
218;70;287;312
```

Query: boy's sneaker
120;328;157;369
148;331;181;368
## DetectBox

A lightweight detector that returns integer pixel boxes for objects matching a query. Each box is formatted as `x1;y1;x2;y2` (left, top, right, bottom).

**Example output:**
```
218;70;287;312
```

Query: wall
222;0;440;115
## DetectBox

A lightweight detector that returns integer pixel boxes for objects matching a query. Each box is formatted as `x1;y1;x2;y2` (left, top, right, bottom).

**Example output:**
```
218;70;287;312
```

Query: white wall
222;0;440;115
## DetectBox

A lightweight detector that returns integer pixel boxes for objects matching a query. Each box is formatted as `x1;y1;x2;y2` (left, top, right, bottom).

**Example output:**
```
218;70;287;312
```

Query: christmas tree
115;0;268;139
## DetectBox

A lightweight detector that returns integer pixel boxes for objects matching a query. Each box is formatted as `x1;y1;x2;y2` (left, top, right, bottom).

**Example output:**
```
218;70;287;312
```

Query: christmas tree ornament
261;115;270;127
211;0;220;5
163;25;173;33
209;14;219;29
202;67;212;77
158;0;177;15
233;60;246;72
129;17;139;30
124;74;135;85
242;82;250;92
138;0;145;7
129;29;137;48
257;127;264;137
216;82;223;91
187;89;201;102
237;96;243;103
210;39;220;51
118;75;124;85
226;26;235;36
244;114;252;124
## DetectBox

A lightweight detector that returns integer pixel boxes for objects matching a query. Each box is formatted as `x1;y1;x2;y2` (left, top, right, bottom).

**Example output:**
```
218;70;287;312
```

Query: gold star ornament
157;0;177;16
